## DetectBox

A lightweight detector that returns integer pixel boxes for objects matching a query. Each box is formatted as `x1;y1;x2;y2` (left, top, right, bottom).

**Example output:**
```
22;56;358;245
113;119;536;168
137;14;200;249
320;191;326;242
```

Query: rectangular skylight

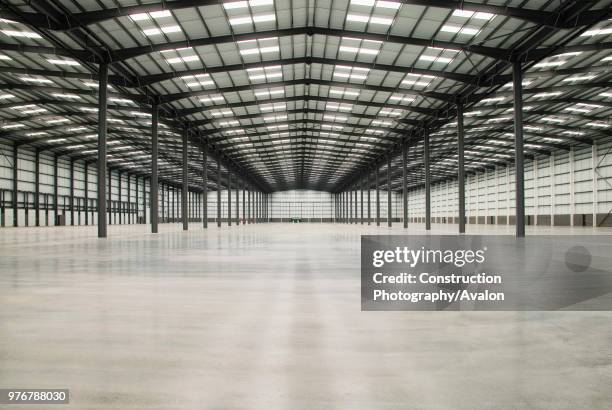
26;132;48;137
586;122;609;128
562;74;597;82
0;54;11;60
142;26;181;36
389;93;415;104
323;114;348;122
600;92;612;98
263;114;287;122
229;14;275;25
326;102;353;112
254;88;284;98
224;0;273;9
47;58;80;66
46;118;70;124
452;10;495;20
47;138;67;143
329;88;360;98
19;76;53;84
372;119;392;126
0;93;15;99
52;93;81;99
248;65;282;80
260;102;286;111
534;60;566;68
1;124;26;129
419;55;453;64
182;73;214;87
165;55;200;64
1;29;42;39
218;120;240;127
109;97;135;104
441;25;480;36
239;45;279;55
210;109;234;117
581;28;612;36
532;91;562;98
480;96;505;103
200;95;225;104
334;65;369;81
346;14;393;25
130;10;172;21
402;73;435;87
378;108;403;116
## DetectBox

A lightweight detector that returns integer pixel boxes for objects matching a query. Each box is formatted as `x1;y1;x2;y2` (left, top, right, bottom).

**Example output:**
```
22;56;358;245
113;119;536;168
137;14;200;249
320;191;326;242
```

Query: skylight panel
378;108;403;116
218;120;240;127
1;124;26;129
350;0;400;9
263;114;287;122
248;65;282;81
47;58;80;66
238;38;279;56
52;93;81;99
581;27;612;36
129;10;172;21
326;102;353;112
210;109;234;117
1;29;42;39
181;73;214;88
0;54;11;60
200;95;226;104
562;74;597;82
109;97;135;105
371;119;392;126
260;102;286;112
564;103;603;113
441;24;480;36
165;55;200;64
586;122;609;128
19;76;53;84
46;118;70;124
346;14;393;25
323;114;348;122
329;88;360;98
229;14;275;25
224;0;274;10
419;55;453;65
254;88;284;99
388;93;415;104
0;93;15;99
142;25;181;36
600;92;612;98
452;10;495;20
339;37;382;56
333;65;369;81
401;73;435;88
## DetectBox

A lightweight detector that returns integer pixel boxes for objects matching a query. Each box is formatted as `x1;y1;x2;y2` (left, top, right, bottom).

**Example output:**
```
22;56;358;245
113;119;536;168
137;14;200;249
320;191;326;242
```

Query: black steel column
360;177;364;224
53;155;58;226
349;188;353;224
228;170;232;226
402;142;408;229
97;63;108;238
84;162;89;226
424;129;431;231
242;184;246;224
118;172;122;225
70;160;74;225
387;157;392;227
182;127;189;231
143;178;146;224
12;144;17;227
134;175;138;224
457;102;466;234
235;177;239;226
367;171;371;225
513;61;526;238
151;103;159;232
376;166;380;226
35;149;40;227
202;141;208;228
217;159;221;227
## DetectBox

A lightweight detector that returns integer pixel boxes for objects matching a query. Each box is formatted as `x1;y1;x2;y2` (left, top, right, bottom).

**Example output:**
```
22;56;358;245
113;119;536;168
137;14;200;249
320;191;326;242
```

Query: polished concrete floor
1;222;611;409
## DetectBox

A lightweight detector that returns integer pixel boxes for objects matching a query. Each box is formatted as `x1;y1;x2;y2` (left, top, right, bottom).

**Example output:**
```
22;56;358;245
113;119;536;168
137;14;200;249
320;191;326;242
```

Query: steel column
458;103;466;234
402;142;408;228
424;129;431;231
202;141;208;228
513;61;526;237
367;171;371;225
182;127;189;231
387;156;392;227
217;159;221;227
12;144;17;227
235;177;239;226
97;63;108;238
53;155;58;226
35;149;40;227
228;170;232;226
376;167;380;226
70;160;74;225
150;104;159;232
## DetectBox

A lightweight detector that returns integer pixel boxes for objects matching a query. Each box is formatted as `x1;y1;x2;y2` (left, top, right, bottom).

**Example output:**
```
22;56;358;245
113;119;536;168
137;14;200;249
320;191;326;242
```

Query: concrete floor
1;222;611;409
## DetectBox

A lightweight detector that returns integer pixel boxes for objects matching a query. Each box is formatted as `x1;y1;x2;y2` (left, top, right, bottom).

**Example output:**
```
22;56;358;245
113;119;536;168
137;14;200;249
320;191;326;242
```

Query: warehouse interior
1;0;612;408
